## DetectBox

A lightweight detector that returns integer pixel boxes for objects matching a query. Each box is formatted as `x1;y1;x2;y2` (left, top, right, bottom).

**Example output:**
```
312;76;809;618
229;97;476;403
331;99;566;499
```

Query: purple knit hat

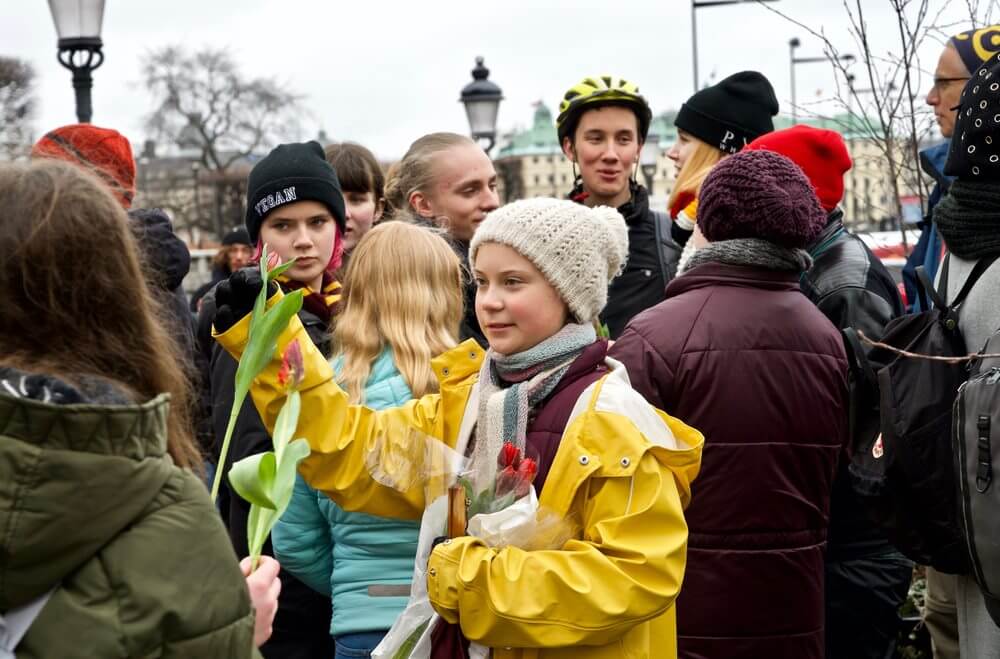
698;149;827;249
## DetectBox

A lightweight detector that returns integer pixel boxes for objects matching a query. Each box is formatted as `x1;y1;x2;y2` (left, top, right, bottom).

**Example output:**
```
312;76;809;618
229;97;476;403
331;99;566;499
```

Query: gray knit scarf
934;180;1000;259
681;238;813;274
472;322;597;491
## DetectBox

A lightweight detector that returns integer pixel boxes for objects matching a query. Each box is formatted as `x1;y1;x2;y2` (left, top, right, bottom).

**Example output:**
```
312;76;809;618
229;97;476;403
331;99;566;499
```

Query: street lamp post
640;130;661;196
48;0;106;124
191;161;202;236
789;37;855;122
460;57;504;153
692;0;778;92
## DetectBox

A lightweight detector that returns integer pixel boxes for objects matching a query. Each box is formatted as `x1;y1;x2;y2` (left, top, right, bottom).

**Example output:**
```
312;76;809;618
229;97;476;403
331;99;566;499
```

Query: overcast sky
6;0;988;160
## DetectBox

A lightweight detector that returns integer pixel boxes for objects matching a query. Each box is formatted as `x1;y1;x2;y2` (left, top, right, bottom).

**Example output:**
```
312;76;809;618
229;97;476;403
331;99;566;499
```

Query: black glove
212;267;276;333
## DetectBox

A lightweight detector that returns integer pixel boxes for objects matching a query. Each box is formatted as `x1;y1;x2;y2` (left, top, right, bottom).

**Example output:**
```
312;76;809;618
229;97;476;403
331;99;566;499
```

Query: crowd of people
4;22;1000;659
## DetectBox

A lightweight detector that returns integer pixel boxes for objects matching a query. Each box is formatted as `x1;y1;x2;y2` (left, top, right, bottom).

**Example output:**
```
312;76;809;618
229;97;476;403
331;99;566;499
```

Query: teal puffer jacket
273;349;420;637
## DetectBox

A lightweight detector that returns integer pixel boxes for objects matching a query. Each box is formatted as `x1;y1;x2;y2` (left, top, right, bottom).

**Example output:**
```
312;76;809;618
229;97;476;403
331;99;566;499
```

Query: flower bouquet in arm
374;442;579;659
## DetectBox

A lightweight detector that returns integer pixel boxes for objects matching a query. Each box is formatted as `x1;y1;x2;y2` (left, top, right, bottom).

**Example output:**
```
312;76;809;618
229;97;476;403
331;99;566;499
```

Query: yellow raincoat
217;296;703;659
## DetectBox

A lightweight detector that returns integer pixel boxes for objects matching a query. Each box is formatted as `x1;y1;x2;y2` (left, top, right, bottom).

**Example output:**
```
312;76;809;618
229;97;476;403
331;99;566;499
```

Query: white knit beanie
469;198;629;323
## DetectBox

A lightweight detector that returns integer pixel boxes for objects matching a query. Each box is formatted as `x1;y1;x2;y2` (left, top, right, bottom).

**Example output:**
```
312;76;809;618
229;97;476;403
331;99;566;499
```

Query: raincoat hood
0;368;174;609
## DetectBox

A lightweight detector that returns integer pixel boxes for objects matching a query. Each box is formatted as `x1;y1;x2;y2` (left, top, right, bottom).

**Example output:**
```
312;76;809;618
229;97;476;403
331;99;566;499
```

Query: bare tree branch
138;45;305;237
0;56;36;160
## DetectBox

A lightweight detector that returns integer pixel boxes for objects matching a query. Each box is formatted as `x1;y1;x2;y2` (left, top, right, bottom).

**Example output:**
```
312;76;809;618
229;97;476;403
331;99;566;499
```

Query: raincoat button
579;455;589;465
442;367;450;376
429;568;437;576
443;539;452;545
620;457;631;467
470;352;477;359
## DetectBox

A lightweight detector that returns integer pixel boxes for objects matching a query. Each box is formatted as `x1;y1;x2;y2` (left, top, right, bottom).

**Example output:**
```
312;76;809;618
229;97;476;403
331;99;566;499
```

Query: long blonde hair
668;137;726;211
333;222;464;403
383;132;475;218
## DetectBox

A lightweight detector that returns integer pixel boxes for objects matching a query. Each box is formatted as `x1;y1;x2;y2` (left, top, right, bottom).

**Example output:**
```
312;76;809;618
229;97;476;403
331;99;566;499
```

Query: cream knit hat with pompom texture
469;198;629;323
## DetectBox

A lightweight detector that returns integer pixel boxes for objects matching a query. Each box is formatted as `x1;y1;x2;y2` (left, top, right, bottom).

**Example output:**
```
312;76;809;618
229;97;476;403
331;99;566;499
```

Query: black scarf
935;180;1000;259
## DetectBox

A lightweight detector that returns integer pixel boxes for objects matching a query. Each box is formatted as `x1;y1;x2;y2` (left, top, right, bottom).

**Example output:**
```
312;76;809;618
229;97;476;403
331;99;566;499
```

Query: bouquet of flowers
373;441;578;659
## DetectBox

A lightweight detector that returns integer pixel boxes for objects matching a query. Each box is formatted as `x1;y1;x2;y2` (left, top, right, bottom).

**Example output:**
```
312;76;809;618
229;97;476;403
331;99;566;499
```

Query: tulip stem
211;406;240;502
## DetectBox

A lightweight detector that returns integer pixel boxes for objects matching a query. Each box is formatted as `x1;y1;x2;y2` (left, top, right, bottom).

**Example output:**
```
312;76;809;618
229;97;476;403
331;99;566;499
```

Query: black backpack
954;327;1000;624
843;255;997;573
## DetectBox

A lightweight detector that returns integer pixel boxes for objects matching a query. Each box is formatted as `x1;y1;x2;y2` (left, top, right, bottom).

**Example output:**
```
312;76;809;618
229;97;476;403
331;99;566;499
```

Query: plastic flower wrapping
368;434;580;659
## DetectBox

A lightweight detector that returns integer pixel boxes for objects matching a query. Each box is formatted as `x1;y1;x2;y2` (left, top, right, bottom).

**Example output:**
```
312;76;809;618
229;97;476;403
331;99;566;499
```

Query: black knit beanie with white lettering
675;71;779;154
245;141;346;243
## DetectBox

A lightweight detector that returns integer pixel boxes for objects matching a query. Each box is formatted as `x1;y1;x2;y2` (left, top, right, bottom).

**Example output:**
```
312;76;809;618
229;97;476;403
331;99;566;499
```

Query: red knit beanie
32;124;136;209
745;125;851;211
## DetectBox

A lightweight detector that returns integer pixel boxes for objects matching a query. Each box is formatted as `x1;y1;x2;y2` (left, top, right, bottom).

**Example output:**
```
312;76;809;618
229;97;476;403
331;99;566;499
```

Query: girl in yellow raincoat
214;197;704;659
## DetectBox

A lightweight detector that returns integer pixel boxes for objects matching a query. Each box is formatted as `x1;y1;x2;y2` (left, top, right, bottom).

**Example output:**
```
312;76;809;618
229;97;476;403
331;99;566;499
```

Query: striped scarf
471;323;597;491
276;272;342;324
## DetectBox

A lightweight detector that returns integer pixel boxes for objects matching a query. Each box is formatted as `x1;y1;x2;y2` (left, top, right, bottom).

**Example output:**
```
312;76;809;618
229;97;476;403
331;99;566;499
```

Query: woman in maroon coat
610;149;848;659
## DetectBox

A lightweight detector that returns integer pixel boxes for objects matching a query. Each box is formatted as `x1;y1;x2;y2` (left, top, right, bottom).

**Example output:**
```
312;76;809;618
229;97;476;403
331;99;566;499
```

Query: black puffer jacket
199;287;335;659
801;209;904;553
571;183;679;338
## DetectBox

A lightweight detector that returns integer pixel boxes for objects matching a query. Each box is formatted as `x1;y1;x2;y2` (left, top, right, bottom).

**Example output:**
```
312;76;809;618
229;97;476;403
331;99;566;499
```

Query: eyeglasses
931;77;971;92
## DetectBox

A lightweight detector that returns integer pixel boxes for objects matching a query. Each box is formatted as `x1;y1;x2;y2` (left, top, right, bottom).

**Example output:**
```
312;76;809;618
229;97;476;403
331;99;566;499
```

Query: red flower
498;442;522;469
278;340;304;390
265;247;282;271
517;457;537;482
495;465;518;497
514;458;538;498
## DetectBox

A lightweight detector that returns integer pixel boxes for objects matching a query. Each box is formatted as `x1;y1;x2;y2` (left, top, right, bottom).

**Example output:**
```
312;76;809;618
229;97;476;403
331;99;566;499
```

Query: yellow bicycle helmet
556;76;653;143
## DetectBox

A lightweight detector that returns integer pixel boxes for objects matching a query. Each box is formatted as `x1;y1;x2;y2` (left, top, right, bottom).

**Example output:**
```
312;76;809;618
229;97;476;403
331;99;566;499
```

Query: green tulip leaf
209;250;304;503
267;259;297;281
272;390;302;455
235;290;304;395
273;438;312;515
228;452;278;509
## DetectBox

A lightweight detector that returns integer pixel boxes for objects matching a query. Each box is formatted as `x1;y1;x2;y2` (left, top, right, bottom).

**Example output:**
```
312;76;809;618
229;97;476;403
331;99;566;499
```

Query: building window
532;156;539;164
548;174;554;184
534;175;540;185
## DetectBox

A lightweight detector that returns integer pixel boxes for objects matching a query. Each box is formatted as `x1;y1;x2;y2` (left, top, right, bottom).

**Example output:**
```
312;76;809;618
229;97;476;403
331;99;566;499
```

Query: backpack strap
916;263;945;311
842;327;878;445
949;254;998;310
0;588;54;657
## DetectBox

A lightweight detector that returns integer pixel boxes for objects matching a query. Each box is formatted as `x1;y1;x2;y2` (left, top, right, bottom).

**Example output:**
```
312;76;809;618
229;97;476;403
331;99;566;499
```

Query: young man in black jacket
556;76;681;338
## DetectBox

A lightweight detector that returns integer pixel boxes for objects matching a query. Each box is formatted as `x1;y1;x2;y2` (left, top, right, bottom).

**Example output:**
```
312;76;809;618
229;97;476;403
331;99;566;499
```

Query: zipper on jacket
955;379;990;589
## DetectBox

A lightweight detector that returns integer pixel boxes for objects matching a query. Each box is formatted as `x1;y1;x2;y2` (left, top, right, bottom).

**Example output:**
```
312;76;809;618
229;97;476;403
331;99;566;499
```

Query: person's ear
409;190;435;219
561;136;576;162
373;198;385;223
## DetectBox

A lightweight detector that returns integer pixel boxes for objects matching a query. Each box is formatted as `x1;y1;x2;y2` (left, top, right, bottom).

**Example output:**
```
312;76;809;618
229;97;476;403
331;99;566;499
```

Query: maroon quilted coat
609;262;848;659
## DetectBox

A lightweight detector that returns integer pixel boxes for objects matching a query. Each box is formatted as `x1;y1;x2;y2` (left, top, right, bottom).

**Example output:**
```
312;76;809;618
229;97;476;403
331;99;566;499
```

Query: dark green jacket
0;372;260;658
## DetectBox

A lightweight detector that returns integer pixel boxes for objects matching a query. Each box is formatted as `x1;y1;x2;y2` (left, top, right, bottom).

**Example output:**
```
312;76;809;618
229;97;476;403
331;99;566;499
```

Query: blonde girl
273;221;464;659
668;71;779;269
